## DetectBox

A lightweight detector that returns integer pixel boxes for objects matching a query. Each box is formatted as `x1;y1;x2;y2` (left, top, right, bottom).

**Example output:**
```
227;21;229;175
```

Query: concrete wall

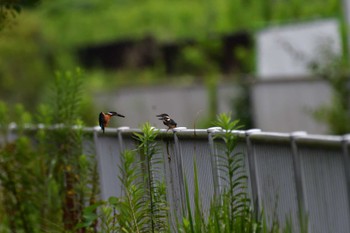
256;19;341;78
251;78;332;133
94;78;333;134
94;83;239;129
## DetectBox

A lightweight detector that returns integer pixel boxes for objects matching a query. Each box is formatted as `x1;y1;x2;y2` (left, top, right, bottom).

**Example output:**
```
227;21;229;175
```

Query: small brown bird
99;111;125;133
156;113;177;130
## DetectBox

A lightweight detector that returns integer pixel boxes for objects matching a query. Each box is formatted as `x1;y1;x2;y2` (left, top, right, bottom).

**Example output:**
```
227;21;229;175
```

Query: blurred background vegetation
0;0;344;127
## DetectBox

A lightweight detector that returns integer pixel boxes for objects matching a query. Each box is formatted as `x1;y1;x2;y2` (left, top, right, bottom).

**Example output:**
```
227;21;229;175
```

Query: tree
0;0;39;30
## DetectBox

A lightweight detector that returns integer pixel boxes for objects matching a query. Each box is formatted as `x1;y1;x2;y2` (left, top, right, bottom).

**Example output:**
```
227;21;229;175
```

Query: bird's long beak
117;113;125;118
157;114;169;120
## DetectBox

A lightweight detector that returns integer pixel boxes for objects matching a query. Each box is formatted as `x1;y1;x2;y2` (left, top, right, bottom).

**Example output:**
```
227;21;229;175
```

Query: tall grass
0;102;39;232
0;69;99;233
36;68;93;232
80;123;169;233
112;149;147;233
178;113;257;233
134;123;169;232
310;49;350;134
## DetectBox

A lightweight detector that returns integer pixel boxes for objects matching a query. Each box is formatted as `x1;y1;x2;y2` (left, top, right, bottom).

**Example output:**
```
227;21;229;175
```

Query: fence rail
3;125;350;232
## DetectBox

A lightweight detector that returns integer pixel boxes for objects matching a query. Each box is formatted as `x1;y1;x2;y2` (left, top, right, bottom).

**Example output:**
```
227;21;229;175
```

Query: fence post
342;134;350;221
117;127;130;153
245;129;261;217
207;127;222;200
290;131;308;231
172;127;187;217
92;126;107;199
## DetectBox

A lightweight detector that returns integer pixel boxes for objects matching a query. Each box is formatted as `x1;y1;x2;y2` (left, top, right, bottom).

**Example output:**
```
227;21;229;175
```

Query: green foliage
0;12;53;110
177;113;304;233
0;69;99;232
37;0;339;46
180;158;205;233
80;123;169;233
134;122;169;233
232;80;253;129
0;101;9;136
36;68;94;232
212;113;251;232
0;104;40;232
0;0;21;30
310;48;350;134
79;150;149;233
116;150;148;233
0;0;39;30
50;69;83;124
0;10;96;122
178;113;257;233
212;113;243;151
180;114;260;232
134;123;159;161
176;41;220;76
206;75;219;124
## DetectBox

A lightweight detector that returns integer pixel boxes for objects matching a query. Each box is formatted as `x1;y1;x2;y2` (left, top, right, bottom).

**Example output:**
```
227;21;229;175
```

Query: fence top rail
3;123;350;148
83;127;350;147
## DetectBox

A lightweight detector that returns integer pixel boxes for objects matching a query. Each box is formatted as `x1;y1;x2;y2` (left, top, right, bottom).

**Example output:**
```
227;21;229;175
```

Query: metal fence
92;126;350;233
3;125;349;232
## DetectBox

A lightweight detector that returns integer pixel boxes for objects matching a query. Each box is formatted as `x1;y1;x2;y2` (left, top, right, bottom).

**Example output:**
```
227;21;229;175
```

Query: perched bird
156;113;177;130
99;111;125;133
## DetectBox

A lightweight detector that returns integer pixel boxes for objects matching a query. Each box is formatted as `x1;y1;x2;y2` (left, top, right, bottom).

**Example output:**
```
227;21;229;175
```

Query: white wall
256;19;341;79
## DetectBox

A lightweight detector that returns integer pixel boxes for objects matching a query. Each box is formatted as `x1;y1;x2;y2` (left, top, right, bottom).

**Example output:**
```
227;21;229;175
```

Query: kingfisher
99;111;125;133
156;113;177;130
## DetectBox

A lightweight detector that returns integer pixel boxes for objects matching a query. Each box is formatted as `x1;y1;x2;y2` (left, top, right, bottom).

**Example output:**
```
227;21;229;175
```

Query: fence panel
159;136;180;231
298;143;350;233
175;130;215;218
249;136;300;230
94;132;123;199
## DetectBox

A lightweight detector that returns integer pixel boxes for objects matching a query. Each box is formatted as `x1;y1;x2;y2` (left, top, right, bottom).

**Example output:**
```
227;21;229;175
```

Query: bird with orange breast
156;113;177;130
99;111;125;133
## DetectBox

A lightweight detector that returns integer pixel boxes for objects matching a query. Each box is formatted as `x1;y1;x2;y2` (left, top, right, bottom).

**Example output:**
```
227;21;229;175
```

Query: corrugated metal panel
213;140;251;199
178;137;215;216
120;136;137;151
160;138;182;231
82;136;95;156
299;146;350;233
94;133;123;200
237;141;252;199
252;141;300;230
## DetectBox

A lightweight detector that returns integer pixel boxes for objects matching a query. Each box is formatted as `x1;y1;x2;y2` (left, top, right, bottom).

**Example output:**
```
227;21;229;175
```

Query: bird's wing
169;118;177;127
99;112;105;128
